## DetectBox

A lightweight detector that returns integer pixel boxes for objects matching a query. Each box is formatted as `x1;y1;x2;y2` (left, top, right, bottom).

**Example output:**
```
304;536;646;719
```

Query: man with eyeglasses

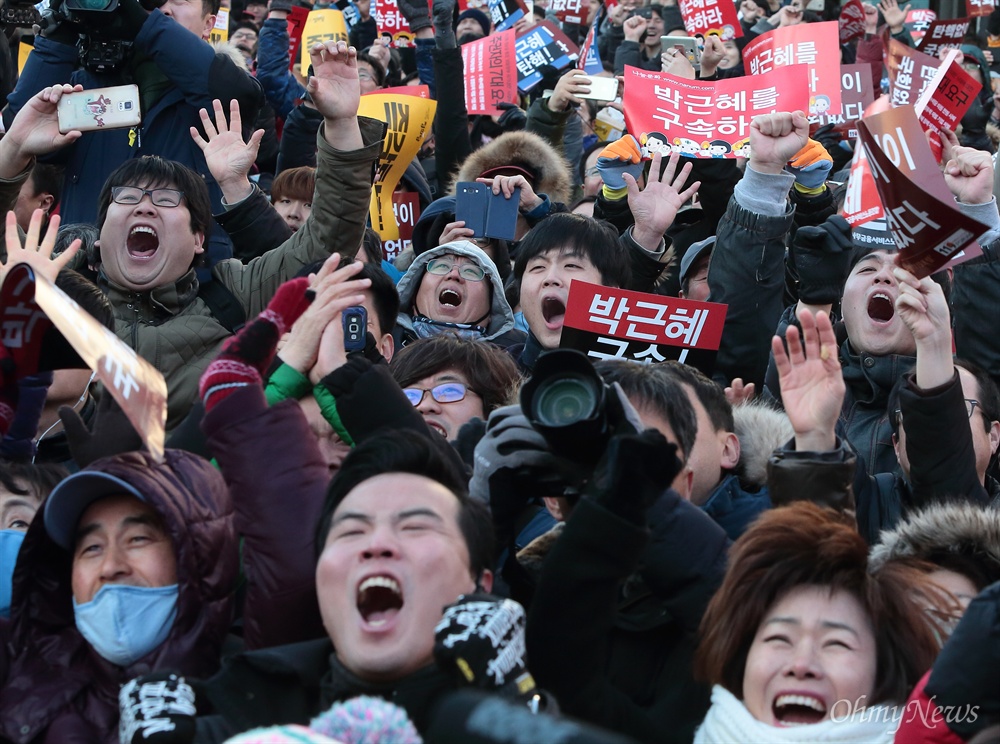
393;240;526;349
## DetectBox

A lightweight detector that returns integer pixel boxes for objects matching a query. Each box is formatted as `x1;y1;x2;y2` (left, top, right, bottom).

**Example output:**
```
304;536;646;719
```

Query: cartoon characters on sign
732;136;751;158
85;95;113;128
641;131;672;157
809;94;832;116
700;139;732;158
672;136;701;156
704;24;738;40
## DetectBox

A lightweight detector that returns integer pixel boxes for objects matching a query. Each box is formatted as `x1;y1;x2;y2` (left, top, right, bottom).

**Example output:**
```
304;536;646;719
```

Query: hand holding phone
455;182;520;241
342;306;368;353
57;85;141;134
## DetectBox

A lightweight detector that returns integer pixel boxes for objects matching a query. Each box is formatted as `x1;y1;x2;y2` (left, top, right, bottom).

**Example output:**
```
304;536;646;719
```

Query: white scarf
694;686;898;744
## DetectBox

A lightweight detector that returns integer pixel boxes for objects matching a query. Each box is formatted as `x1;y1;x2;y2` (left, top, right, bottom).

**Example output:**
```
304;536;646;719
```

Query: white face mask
73;583;179;667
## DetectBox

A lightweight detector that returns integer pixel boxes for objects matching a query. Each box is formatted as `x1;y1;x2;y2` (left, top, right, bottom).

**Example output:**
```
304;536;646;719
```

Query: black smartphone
455;182;521;241
342;306;367;353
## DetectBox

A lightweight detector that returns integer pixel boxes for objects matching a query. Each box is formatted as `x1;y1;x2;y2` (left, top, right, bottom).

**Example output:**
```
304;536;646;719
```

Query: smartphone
342;306;368;353
661;36;701;70
57;85;142;134
577;76;619;102
455;182;521;241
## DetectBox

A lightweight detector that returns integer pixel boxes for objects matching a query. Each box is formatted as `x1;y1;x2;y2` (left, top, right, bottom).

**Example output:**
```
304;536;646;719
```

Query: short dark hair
390;334;522;415
28;163;63;209
316;430;495;581
55;269;115;330
356;51;387;87
0;462;69;502
271;166;315;205
231;20;259;36
660;361;734;434
594;360;697;460
956;358;1000;432
359;262;400;339
97;156;213;239
55;223;100;271
204;0;221;16
513;213;631;289
696;502;942;706
360;228;384;265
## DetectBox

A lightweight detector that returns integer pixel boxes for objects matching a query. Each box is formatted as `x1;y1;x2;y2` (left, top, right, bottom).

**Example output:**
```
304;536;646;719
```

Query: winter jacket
525;494;728;744
3;10;263;268
257;16;306;119
216;183;293;264
0;450;238;744
614;40;661;74
953;237;1000;392
98;117;384;432
394;241;526;348
525;97;584;202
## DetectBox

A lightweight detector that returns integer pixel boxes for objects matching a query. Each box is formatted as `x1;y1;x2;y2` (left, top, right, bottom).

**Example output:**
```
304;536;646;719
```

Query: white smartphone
576;76;620;102
661;35;701;70
57;85;142;134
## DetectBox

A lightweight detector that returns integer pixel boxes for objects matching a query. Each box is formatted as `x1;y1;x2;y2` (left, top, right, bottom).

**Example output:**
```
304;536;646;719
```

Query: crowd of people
0;0;998;741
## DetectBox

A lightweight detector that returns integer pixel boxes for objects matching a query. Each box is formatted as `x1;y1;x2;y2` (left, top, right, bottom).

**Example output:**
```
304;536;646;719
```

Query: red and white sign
286;6;310;72
839;0;866;42
744;21;842;116
375;0;416;45
560;281;728;375
678;0;743;39
886;39;942;108
809;64;875;141
914;50;980;137
915;17;970;58
843;143;884;227
905;8;936;42
382;192;421;261
622;65;810;158
462;30;518;116
966;0;995;18
549;0;586;24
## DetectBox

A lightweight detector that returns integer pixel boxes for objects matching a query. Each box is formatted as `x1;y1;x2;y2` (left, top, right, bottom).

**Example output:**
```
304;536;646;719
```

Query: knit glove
397;0;432;32
0;372;53;461
60;390;143;468
785;138;833;193
597;134;645;190
433;0;457;48
268;0;295;12
199;277;313;411
496;102;527;132
789;214;854;306
434;594;536;697
585;428;682;526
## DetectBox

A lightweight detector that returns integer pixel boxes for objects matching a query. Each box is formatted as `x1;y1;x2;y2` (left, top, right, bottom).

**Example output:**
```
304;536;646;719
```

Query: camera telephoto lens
532;374;600;428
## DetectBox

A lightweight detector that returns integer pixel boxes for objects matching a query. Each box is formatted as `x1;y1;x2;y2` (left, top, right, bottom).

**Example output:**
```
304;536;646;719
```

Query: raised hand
476;174;542;212
943;145;995;205
308;40;361;123
724;378;756;406
623;14;648;41
626;150;701;251
308;257;372;383
878;0;910;32
699;35;726;77
893;265;953;389
0;84;84;177
748;110;810;175
772;307;844;452
661;47;696;78
190;98;263;204
1;210;80;286
548;70;591;113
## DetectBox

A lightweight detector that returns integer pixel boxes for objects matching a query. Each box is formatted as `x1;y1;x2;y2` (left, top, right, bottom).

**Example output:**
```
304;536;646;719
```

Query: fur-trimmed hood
733;400;793;490
869;502;1000;575
449;131;573;204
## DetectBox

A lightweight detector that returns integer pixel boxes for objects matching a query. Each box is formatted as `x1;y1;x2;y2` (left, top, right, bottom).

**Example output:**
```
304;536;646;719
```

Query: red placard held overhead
966;0;995;18
915;17;970;57
678;0;742;39
839;0;866;42
622;65;810;159
743;21;842;116
375;0;416;45
914;50;980;137
549;0;586;24
809;64;875;142
286;6;310;72
886;39;943;108
560;281;728;375
462;30;518;115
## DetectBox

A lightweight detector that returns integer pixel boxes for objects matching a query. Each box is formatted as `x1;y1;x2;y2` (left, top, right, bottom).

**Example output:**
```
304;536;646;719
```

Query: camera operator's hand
309;40;364;150
0;84;83;178
190;98;264;205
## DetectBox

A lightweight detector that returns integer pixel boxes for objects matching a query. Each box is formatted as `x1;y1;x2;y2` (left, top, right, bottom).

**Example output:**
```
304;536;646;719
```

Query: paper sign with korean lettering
286;6;311;72
622;65;810;158
905;8;936;43
809;64;875;141
300;10;350;72
857;106;988;277
0;264;167;461
915;17;970;57
842;142;884;227
515;21;579;91
743;21;841;116
914;50;979;137
966;0;995;18
490;0;528;32
462;30;519;115
886;39;942;108
358;90;437;242
839;0;866;42
375;0;415;45
678;0;742;39
560;281;728;375
578;16;603;73
382;192;422;261
210;8;229;43
549;0;586;24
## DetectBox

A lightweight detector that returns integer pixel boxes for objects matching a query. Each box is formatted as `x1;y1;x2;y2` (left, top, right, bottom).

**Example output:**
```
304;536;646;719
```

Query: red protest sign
678;0;742;39
915;17;970;57
744;21;842;116
622;65;810;158
886;38;942;108
382;192;422;261
560;281;728;375
462;30;518;115
286;6;310;72
858;106;988;277
549;0;586;24
914;50;980;136
375;0;417;45
809;64;875;142
966;0;995;18
839;0;866;42
843;143;884;227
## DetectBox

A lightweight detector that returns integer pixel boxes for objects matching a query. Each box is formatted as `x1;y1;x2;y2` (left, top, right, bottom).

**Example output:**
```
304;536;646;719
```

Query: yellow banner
210;8;230;43
300;10;350;72
357;91;436;242
17;42;31;75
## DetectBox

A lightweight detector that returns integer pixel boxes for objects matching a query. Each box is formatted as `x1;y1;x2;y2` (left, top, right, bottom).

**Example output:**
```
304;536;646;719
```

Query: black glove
496;103;527;132
434;593;536;697
585;429;683;526
59;389;142;468
789;214;854;306
433;0;457;48
119;672;196;744
268;0;295;12
397;0;432;32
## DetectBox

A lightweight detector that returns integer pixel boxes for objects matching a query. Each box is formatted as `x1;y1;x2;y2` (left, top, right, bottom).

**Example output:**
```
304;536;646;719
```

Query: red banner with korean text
549;0;586;24
858;106;987;277
622;65;810;159
744;21;842;116
886;38;942;108
809;64;875;142
966;0;995;18
678;0;743;39
383;192;421;262
375;0;417;45
286;6;310;72
914;49;979;161
915;17;970;57
905;8;936;43
561;281;728;375
462;30;518;115
839;0;866;42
